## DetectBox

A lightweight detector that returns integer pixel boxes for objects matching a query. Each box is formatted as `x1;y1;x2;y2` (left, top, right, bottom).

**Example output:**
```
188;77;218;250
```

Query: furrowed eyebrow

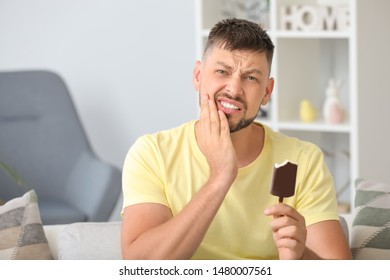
216;61;233;71
242;68;263;77
216;61;263;77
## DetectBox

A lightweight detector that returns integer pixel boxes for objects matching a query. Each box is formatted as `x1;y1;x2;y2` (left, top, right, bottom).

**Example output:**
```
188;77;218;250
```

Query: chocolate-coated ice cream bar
270;160;298;203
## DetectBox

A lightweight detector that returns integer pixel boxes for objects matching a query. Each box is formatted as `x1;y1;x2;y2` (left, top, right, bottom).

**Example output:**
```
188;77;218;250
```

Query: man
121;18;351;260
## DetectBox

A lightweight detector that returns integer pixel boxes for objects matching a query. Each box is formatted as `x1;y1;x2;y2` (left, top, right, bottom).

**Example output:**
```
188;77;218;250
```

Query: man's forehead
206;47;267;69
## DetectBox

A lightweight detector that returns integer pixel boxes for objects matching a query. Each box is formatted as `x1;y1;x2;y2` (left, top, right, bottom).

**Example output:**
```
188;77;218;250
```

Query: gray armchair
0;70;121;225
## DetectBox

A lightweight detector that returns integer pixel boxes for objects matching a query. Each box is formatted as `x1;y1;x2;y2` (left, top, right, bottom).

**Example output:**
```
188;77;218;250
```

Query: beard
226;112;258;133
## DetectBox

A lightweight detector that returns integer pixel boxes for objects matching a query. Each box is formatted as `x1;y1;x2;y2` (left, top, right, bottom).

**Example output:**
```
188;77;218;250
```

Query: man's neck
231;122;264;168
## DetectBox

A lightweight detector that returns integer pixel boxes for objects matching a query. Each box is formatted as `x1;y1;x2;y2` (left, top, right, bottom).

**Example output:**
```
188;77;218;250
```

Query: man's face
193;46;274;133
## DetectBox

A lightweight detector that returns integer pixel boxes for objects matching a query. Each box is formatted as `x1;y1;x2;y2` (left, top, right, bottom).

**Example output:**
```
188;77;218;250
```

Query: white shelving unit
195;0;360;223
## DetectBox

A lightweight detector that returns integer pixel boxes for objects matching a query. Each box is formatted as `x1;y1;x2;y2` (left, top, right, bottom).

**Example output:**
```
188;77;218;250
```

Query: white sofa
43;193;124;259
44;221;122;260
43;217;349;260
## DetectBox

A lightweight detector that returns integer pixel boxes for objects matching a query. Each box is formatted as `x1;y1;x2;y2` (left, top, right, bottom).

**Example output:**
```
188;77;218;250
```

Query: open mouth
217;99;243;115
221;101;240;110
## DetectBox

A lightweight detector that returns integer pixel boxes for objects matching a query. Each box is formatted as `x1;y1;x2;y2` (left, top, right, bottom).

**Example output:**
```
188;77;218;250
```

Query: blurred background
0;0;198;170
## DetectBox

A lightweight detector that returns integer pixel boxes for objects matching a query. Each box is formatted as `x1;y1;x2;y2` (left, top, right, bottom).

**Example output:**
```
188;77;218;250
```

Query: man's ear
262;77;274;105
193;60;201;91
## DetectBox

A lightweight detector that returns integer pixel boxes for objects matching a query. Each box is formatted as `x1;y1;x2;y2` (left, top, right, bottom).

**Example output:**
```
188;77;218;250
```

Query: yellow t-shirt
122;120;339;259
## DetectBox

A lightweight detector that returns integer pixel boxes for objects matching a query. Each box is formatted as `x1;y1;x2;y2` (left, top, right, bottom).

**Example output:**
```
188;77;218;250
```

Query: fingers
273;222;306;260
270;216;305;243
264;203;304;222
218;110;229;136
273;223;302;243
264;204;306;233
198;93;237;185
200;94;226;136
264;203;307;256
200;94;210;134
208;96;221;135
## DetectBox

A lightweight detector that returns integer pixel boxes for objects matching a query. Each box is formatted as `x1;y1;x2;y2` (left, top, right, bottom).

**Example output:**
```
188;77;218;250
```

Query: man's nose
226;76;243;96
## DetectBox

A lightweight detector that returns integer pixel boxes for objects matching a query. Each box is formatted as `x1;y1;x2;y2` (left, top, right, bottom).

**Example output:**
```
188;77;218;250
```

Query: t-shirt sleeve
122;135;168;213
294;144;339;226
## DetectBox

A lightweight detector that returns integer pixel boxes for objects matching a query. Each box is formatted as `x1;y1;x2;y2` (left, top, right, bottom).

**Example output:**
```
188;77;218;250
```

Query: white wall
356;0;390;184
0;0;198;168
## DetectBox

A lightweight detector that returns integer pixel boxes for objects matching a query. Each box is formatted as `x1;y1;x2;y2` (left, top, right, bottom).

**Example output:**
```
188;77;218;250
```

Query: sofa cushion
58;221;121;259
43;224;66;259
0;189;53;259
351;179;390;259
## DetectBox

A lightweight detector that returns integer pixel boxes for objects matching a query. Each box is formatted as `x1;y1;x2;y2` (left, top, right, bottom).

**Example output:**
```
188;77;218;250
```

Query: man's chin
229;121;253;133
228;119;255;133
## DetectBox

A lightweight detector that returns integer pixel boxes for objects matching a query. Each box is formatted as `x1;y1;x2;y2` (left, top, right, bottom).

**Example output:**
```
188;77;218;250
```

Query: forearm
122;178;231;259
301;247;351;260
300;248;320;260
302;220;352;260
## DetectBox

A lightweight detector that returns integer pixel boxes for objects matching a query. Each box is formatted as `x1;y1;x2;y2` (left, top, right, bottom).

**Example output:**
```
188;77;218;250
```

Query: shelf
274;31;351;39
201;30;349;39
257;118;351;133
277;121;351;133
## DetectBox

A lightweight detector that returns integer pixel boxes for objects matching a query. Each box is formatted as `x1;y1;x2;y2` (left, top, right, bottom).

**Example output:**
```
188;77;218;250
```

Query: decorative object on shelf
299;99;317;123
221;0;270;28
323;79;345;124
280;5;350;32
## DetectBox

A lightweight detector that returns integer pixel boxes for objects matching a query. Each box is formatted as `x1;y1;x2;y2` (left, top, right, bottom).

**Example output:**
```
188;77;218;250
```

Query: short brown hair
204;18;274;71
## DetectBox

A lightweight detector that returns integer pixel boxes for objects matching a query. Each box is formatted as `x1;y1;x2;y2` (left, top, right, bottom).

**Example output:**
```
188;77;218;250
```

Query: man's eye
216;70;226;74
246;76;258;81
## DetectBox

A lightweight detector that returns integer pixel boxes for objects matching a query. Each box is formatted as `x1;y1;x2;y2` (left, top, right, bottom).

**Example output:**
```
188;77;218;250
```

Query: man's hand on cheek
199;94;238;186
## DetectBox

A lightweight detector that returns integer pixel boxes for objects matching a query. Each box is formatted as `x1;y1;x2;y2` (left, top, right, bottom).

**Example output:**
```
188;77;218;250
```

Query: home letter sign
280;5;350;31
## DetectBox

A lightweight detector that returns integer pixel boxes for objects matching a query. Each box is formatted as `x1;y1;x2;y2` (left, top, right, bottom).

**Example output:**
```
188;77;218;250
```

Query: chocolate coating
270;161;297;200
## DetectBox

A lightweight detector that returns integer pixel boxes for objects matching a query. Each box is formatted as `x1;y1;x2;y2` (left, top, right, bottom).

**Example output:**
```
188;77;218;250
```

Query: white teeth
221;101;239;110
